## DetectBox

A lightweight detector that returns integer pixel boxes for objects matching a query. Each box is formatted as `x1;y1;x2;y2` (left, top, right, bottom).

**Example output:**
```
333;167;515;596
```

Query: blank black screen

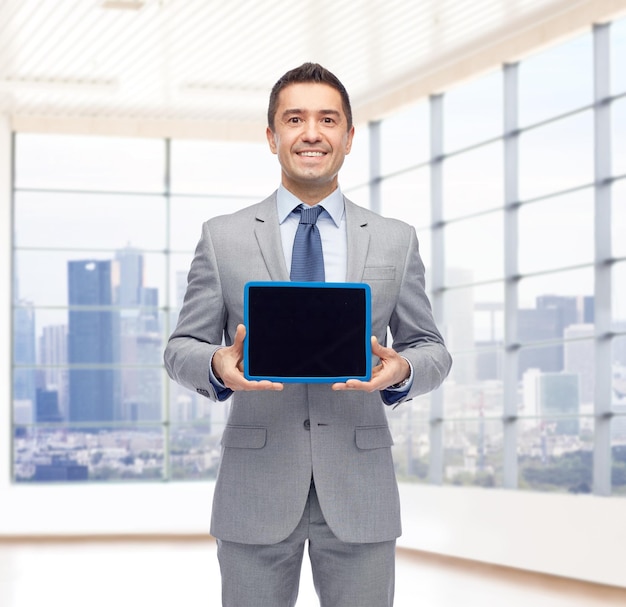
245;284;369;381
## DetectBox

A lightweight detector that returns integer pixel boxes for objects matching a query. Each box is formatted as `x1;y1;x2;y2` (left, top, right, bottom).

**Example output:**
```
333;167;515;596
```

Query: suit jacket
164;192;452;544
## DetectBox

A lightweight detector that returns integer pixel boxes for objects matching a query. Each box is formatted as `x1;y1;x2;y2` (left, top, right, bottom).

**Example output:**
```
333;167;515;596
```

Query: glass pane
613;261;626;326
14;367;164;423
15;134;165;192
169;423;225;480
444;351;504;418
519;32;593;127
169;195;257;252
15;191;167;250
613;180;626;259
343;184;370;211
518;267;593;314
341;127;370;189
443;141;503;219
518;416;593;493
169;381;230;423
563;336;595;409
444;211;504;284
613;336;626;414
443;69;503;152
380;101;430;175
15;250;166;309
15;308;164;367
443;282;504;351
170;139;277;196
379;167;430;229
169;252;195;313
612;16;626;95
519;110;594;200
443;419;503;487
13;425;165;482
613;97;626;177
518;189;594;274
612;417;626;496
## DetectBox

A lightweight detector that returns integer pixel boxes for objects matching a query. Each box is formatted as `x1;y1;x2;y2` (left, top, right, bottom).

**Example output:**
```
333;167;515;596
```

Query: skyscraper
13;299;37;413
39;324;69;420
67;260;120;422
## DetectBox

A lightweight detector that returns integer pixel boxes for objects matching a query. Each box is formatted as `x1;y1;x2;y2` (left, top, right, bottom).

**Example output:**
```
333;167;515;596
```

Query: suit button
303;419;311;431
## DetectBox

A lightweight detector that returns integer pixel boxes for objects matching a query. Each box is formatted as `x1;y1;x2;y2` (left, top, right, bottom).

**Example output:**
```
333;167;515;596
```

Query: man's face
266;82;355;203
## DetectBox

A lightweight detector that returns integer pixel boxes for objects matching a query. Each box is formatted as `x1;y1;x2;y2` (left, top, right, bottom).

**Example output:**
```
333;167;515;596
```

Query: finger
370;335;389;358
233;323;247;352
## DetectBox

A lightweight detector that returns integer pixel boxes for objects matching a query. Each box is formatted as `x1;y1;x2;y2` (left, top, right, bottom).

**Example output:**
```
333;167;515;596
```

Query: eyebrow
281;108;342;120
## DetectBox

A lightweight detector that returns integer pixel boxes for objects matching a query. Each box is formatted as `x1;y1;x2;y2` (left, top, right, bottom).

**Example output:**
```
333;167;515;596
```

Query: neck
282;180;338;206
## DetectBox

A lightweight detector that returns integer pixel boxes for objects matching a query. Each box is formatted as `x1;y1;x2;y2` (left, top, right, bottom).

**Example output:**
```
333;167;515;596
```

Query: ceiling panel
0;0;623;139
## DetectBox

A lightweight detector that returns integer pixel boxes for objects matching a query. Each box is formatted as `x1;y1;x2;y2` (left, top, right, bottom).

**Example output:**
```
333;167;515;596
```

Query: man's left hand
331;336;410;393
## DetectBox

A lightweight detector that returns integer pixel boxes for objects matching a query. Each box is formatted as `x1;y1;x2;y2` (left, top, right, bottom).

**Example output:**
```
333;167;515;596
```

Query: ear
266;126;278;154
344;125;355;154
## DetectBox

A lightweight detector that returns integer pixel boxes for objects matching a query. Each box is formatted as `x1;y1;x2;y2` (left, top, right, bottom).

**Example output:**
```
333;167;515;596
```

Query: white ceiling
0;0;624;140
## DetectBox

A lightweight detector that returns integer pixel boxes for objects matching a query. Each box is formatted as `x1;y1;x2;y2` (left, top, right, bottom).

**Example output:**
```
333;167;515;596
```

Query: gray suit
164;192;451;547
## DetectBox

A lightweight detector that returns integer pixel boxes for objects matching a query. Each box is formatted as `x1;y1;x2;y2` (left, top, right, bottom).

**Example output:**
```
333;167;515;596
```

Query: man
164;63;451;607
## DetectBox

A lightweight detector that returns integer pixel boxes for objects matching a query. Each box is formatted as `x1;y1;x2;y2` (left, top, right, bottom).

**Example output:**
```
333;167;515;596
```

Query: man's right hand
211;323;284;392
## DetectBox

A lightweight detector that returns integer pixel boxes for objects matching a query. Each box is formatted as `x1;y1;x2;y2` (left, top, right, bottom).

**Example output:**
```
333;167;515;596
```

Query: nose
302;119;322;142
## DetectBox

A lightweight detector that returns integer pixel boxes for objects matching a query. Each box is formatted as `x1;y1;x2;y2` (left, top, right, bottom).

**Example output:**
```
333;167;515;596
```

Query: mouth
297;151;327;157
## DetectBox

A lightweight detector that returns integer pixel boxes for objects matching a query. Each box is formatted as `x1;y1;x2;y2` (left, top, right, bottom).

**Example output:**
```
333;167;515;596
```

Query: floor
1;537;625;607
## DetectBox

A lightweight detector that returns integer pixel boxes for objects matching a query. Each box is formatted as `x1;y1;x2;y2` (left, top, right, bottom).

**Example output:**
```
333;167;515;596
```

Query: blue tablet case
243;281;372;383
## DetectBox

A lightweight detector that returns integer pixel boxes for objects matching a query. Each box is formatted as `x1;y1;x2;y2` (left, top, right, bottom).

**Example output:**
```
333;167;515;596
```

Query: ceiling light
100;1;146;10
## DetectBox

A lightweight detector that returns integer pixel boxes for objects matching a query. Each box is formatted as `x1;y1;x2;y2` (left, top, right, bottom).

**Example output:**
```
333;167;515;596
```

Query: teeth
299;152;324;156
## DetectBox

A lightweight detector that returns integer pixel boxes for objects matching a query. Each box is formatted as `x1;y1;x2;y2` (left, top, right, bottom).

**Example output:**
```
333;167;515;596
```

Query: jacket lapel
254;193;291;282
344;198;370;283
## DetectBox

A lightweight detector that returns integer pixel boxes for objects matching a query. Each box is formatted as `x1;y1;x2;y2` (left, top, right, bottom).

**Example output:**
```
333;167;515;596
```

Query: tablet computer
243;281;372;383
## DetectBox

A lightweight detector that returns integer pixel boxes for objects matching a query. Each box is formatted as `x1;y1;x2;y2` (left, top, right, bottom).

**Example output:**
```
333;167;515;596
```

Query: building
67;259;120;423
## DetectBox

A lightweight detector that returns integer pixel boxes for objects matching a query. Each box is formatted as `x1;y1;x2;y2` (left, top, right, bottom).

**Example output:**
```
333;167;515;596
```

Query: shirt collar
276;184;345;228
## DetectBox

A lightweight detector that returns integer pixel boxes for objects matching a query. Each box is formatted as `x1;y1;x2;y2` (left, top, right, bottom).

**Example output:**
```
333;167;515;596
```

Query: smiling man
164;63;452;607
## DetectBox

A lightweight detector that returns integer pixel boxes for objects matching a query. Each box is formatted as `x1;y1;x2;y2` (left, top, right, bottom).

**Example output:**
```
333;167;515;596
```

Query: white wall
1;480;625;589
397;484;626;588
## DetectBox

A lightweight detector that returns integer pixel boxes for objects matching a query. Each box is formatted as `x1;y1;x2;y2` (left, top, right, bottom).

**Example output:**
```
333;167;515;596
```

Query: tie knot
296;205;324;225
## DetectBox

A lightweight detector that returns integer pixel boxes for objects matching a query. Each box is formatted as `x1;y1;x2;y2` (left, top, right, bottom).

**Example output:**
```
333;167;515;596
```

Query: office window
170;139;276;196
379;168;430;228
11;135;276;483
444;212;504;284
11;18;626;495
443;419;504;488
379;101;430;175
382;22;622;495
442;141;504;220
518;32;593;127
518;189;594;274
443;69;503;153
15;134;165;192
518;110;594;200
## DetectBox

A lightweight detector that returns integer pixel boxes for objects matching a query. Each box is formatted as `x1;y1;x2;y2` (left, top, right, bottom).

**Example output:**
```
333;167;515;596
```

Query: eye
323;117;335;124
288;116;302;124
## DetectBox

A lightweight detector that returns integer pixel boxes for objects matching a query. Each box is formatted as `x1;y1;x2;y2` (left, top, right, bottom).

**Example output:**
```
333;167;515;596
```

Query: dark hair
267;62;352;132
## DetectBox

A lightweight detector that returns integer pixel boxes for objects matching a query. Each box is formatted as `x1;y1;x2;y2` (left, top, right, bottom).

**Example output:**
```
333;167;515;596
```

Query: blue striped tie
290;205;325;282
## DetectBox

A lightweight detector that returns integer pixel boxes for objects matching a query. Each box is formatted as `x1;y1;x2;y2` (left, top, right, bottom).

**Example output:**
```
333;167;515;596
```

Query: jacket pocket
221;425;267;449
355;425;394;450
362;266;395;281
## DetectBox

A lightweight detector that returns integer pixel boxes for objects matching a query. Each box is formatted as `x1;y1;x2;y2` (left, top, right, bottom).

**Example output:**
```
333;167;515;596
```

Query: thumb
370;335;385;356
233;324;247;352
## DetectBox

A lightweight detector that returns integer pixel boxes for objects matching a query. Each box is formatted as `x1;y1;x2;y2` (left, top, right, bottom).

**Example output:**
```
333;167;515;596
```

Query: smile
298;151;326;157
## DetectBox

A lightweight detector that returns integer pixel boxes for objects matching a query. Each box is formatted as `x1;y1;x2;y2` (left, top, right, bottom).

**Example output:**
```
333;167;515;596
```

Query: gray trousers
217;480;396;607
